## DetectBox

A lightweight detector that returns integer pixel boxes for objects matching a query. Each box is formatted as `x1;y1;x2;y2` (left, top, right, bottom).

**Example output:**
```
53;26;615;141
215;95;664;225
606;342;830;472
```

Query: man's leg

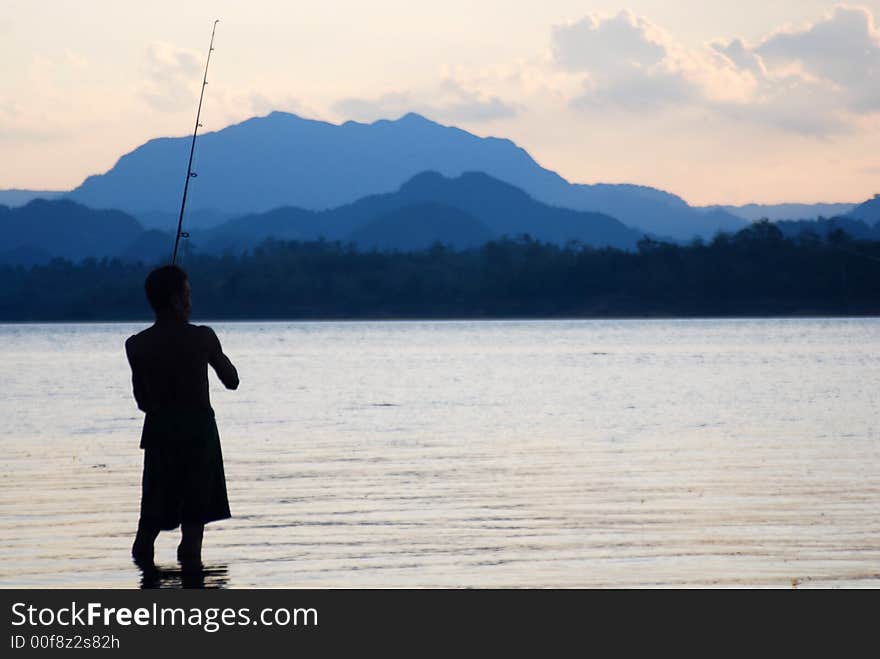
178;523;204;564
135;445;167;566
132;518;159;564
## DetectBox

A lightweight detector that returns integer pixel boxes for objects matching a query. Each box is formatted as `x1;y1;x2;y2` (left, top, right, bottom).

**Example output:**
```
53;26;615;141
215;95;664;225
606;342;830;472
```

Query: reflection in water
137;561;229;589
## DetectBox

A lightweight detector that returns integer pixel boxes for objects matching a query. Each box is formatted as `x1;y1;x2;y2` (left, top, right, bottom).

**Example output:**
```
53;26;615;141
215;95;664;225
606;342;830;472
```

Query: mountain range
849;195;880;223
2;112;878;263
64;111;746;240
712;202;858;222
199;170;642;253
0;189;65;207
0;199;143;265
1;171;647;265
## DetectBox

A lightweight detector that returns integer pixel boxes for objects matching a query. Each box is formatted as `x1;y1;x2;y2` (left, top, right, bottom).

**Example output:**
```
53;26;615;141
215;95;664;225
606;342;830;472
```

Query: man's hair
144;264;188;313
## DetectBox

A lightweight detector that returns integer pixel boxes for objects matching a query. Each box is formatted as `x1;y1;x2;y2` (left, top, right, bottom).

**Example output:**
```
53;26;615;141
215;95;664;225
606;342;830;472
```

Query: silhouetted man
125;265;239;567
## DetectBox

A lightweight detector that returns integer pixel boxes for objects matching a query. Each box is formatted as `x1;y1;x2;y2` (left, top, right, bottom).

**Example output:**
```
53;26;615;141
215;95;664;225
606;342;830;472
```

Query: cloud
333;77;519;124
139;42;203;113
711;38;766;76
134;44;320;133
552;10;669;74
0;126;66;145
333;92;412;121
0;99;68;144
571;67;697;111
244;92;306;117
550;10;709;112
205;89;318;128
551;5;880;136
552;11;755;112
325;5;878;139
754;5;880;111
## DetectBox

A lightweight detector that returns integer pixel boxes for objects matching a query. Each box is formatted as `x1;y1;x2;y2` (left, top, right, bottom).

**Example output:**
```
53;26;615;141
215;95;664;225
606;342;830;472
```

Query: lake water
1;318;878;588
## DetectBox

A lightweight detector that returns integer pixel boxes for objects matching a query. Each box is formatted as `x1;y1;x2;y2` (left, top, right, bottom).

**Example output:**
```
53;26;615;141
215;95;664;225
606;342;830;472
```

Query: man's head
144;265;192;320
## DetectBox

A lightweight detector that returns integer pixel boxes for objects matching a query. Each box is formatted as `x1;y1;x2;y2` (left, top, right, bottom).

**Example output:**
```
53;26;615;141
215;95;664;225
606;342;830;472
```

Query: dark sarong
139;408;231;531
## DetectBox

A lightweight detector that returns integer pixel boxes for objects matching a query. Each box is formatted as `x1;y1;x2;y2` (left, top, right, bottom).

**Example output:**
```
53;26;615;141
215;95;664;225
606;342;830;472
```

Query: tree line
1;221;878;321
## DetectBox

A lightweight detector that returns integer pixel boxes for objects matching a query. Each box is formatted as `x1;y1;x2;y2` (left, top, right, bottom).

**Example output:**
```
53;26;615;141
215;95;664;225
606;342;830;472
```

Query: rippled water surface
1;319;879;588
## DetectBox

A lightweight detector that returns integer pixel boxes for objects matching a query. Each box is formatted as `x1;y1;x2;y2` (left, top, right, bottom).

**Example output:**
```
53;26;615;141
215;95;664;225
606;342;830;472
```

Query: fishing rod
172;19;220;265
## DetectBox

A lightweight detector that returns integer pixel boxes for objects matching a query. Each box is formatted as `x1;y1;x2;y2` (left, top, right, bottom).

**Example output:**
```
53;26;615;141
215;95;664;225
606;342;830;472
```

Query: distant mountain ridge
350;203;493;252
0;199;143;265
0;190;65;207
67;111;745;240
848;194;880;224
714;202;858;222
774;216;880;241
1;172;645;265
198;171;644;254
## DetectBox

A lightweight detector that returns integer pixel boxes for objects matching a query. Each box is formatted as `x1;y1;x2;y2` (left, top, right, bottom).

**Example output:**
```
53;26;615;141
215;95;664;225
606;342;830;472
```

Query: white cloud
755;5;880;111
552;11;758;112
552;10;669;74
551;5;880;136
139;42;203;113
333;77;519;124
204;89;319;129
322;5;878;140
0;53;88;146
134;43;321;134
0;99;67;144
571;67;697;111
711;38;766;77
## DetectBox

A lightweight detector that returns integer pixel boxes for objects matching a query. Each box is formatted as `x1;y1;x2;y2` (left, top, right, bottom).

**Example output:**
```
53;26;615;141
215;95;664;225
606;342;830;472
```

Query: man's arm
124;336;147;412
205;327;239;390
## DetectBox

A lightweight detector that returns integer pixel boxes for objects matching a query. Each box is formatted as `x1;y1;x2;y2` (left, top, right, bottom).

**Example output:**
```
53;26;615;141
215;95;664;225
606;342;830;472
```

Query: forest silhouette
2;221;878;320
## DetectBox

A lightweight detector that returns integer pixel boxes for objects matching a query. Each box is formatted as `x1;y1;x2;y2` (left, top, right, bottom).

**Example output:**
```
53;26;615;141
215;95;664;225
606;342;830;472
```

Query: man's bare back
125;321;239;416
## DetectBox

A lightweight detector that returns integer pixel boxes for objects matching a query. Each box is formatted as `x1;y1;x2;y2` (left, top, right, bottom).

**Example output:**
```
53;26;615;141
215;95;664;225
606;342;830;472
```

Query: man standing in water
125;265;239;567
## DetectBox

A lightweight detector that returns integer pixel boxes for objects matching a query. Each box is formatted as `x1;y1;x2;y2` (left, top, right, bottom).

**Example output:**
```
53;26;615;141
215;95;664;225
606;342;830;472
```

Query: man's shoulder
182;324;218;351
192;324;218;339
125;326;153;352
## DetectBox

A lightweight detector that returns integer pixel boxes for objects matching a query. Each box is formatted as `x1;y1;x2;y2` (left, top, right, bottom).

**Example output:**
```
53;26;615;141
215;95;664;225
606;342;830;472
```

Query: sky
3;0;879;205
